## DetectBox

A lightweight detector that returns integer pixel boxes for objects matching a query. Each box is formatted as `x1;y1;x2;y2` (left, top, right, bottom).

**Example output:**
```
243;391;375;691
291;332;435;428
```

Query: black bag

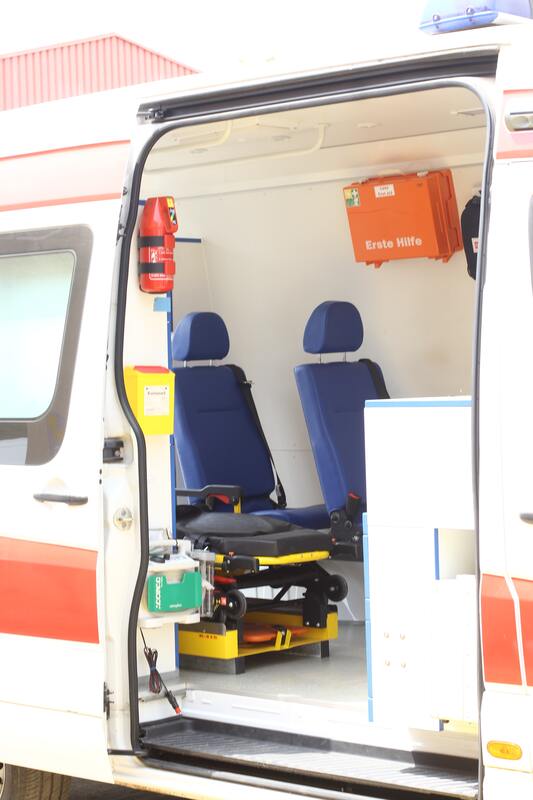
461;194;481;280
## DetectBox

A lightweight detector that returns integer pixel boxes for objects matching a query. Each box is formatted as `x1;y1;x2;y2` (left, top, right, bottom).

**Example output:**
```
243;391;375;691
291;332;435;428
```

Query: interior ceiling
145;87;486;174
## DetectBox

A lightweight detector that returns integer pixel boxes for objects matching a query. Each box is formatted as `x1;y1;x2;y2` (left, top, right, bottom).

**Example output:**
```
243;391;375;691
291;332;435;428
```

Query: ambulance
3;3;533;799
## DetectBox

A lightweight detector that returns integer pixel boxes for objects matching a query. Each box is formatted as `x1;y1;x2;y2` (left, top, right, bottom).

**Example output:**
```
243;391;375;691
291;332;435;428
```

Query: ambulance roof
0;21;530;159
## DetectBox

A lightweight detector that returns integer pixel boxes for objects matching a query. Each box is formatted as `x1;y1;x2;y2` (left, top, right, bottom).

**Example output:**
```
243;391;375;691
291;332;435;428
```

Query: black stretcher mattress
176;510;331;557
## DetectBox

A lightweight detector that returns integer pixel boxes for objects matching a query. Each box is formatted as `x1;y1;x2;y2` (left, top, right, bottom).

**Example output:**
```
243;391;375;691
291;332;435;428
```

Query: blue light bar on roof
420;0;532;33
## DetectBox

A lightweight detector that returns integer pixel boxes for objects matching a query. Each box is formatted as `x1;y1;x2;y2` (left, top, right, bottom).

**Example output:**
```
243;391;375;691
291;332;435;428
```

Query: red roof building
0;34;196;111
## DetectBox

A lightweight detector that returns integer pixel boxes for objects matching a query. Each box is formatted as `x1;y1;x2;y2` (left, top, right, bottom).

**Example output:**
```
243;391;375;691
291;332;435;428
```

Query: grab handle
34;493;88;506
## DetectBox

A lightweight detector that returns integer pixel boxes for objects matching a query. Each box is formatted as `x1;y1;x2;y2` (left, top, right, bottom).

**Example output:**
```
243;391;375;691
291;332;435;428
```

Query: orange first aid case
343;170;462;267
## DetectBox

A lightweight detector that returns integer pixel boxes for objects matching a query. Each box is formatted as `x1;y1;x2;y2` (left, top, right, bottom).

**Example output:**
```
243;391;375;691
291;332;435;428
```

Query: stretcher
173;486;348;673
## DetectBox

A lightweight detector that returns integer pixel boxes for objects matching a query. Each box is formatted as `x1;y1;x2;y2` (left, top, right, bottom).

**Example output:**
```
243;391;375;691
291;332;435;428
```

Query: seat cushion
188;491;330;531
209;497;330;530
174;364;331;529
295;361;384;513
253;504;330;529
173;365;275;499
176;511;331;557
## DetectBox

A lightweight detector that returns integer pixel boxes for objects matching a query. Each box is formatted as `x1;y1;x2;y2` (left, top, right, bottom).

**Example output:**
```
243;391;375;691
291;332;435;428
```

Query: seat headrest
172;312;230;361
303;301;364;354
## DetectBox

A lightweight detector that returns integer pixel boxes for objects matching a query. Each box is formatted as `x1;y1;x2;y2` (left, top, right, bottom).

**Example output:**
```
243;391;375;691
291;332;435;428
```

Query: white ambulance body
2;14;533;800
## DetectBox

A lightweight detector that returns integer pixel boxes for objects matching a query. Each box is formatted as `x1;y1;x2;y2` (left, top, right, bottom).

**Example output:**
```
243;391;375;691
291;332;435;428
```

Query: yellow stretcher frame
214;550;330;567
178;608;338;661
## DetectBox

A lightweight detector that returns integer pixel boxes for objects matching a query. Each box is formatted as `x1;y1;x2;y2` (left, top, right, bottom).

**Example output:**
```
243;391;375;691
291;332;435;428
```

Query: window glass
0;225;92;466
0;251;75;418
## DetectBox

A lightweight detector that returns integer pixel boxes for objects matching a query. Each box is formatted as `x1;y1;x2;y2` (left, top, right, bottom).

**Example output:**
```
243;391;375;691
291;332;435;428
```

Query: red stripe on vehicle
0;537;99;643
0;192;122;213
0;139;130;163
481;573;521;685
513;578;533;685
497;148;533;160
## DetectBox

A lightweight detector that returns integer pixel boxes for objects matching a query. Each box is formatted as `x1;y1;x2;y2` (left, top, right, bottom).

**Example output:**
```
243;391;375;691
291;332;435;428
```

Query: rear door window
0;250;75;418
0;226;92;465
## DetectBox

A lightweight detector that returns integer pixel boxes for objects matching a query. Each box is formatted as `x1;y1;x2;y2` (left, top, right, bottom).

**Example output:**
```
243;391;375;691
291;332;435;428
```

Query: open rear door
478;51;533;799
0;204;119;782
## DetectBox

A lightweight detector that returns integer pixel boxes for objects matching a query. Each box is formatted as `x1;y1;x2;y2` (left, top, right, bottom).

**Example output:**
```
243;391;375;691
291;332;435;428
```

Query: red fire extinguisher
138;197;179;293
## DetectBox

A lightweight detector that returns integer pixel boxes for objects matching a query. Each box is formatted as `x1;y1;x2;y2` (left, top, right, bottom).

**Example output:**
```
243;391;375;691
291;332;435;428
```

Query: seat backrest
172;312;276;509
294;301;387;514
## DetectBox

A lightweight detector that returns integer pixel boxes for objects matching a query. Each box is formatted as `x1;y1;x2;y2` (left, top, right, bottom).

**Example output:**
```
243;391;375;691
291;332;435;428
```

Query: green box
147;570;202;613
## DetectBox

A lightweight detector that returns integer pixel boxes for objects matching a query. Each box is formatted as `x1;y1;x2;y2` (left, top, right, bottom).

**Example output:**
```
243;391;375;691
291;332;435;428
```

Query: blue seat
294;301;388;530
172;311;330;529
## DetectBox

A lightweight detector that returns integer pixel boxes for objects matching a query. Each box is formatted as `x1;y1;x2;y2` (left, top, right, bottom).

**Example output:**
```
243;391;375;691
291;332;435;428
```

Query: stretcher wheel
225;589;247;620
326;574;348;602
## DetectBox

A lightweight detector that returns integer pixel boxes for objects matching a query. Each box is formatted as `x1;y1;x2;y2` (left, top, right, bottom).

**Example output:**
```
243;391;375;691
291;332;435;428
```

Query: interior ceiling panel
147;87;485;168
142;86;487;198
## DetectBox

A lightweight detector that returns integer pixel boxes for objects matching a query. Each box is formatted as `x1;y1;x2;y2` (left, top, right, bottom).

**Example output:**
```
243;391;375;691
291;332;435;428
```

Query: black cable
140;629;181;715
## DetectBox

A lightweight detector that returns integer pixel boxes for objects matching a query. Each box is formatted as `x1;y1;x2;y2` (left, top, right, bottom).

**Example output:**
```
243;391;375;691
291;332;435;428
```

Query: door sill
141;716;478;799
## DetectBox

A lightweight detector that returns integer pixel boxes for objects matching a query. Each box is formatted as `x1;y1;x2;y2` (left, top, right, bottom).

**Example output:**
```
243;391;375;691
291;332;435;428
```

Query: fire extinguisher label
144;385;170;417
166;197;177;226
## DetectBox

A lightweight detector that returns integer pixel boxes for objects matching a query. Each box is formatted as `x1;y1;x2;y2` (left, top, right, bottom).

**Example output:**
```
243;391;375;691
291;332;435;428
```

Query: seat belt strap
358;358;390;399
226;364;287;508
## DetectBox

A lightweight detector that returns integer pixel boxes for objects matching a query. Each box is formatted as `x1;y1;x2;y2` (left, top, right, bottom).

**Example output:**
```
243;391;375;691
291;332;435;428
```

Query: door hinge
103;438;124;463
138;105;164;122
104;683;114;718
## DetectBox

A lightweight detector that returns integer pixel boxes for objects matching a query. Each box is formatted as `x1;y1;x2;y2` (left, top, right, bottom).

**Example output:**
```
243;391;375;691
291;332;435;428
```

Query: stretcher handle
34;493;88;506
175;484;243;504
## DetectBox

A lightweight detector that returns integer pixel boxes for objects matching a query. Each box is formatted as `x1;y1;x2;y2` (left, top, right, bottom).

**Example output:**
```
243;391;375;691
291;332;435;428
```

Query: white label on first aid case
374;184;395;198
144;385;170;417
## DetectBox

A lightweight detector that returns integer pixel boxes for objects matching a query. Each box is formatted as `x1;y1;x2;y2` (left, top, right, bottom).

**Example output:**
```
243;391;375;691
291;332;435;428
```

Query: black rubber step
141;717;478;799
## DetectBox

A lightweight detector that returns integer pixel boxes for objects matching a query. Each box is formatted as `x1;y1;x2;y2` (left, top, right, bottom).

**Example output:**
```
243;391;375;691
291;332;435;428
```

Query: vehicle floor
179;619;368;712
138;622;479;798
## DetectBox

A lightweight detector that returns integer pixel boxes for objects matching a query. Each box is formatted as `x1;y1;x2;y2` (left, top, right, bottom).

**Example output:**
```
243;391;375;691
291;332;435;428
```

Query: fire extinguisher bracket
138;235;166;247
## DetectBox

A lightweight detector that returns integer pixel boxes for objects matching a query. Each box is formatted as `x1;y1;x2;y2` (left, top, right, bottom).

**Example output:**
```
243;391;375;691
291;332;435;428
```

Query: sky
0;0;427;74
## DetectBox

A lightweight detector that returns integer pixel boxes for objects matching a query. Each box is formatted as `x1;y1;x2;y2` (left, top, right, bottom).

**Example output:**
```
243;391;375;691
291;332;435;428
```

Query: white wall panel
168;168;477;507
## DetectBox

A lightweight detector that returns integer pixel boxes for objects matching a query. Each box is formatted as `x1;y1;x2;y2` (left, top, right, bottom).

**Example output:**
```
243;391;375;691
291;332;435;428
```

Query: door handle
520;513;533;524
34;493;88;506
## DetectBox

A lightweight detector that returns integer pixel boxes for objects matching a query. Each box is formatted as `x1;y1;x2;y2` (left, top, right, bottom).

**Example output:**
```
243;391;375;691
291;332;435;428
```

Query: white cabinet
364;398;477;729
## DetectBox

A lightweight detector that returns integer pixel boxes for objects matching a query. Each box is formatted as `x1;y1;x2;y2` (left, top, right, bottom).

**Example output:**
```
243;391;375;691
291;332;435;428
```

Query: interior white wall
166;165;479;507
123;208;174;531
